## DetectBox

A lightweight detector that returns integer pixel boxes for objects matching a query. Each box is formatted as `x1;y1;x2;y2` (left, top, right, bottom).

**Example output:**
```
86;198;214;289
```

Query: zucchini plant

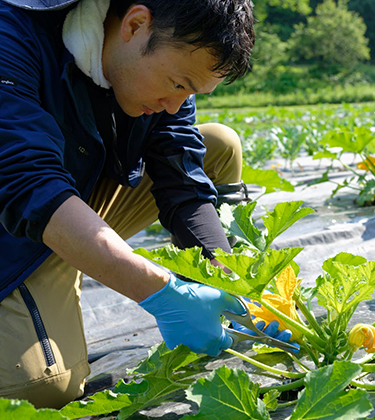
2;201;375;419
313;126;375;206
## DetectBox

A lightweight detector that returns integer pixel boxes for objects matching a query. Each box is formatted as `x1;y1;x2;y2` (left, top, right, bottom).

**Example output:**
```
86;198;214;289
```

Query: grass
196;84;375;110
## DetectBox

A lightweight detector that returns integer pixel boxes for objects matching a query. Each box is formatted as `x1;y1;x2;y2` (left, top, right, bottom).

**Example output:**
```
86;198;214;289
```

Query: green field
197;102;375;167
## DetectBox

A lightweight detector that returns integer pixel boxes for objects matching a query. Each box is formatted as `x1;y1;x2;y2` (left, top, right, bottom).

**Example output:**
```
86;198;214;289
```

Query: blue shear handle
232;319;293;343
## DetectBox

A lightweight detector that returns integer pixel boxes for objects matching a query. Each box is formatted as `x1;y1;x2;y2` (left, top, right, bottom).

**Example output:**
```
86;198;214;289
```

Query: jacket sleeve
144;96;218;232
0;6;79;242
171;201;231;259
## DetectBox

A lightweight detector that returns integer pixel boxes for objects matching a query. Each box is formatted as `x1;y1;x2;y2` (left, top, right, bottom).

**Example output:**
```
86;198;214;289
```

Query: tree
252;29;288;70
287;0;370;68
348;0;375;61
253;0;311;22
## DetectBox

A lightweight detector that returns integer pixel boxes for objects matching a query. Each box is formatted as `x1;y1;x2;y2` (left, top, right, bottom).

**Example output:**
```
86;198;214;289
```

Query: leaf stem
294;295;325;339
259;299;326;351
302;343;320;367
278;400;298;408
225;348;305;379
361;363;375;373
338;157;363;177
288;353;311;372
351;379;375;390
259;378;305;394
253;190;267;202
354;353;375;365
330;179;362;192
331;313;343;349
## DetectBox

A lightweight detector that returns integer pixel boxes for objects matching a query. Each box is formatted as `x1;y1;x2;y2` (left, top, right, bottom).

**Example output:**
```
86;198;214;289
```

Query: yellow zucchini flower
348;324;375;353
246;265;303;341
357;156;375;171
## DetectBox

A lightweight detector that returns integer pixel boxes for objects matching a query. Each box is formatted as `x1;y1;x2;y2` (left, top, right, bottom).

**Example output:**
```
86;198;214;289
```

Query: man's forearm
42;195;169;302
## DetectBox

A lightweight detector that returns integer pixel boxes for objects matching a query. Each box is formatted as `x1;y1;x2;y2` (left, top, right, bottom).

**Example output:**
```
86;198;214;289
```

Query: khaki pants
0;123;241;408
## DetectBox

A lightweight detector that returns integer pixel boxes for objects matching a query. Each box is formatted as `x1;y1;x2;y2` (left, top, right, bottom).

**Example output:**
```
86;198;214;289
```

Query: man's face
102;8;224;117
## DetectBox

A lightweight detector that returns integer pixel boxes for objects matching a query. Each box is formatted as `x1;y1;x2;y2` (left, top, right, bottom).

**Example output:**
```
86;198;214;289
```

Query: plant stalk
259;378;305;394
225;348;305;379
339;157;364;178
294;295;325;338
351;379;375;390
354;353;375;365
330;179;362;192
278;400;298;408
330;313;343;347
361;363;375;373
302;343;320;367
288;353;311;372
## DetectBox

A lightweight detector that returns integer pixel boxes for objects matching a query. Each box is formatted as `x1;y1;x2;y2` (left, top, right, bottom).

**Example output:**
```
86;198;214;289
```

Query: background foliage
196;0;375;109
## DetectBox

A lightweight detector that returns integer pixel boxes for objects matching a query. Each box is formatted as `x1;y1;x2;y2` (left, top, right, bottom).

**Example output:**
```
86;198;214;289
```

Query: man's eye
174;83;185;90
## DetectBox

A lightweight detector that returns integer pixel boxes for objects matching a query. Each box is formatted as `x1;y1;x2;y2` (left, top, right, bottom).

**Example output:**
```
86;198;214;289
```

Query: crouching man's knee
197;122;250;206
0;360;89;409
197;122;242;185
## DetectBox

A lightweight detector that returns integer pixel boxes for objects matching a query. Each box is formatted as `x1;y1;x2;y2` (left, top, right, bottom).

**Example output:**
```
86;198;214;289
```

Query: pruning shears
224;296;300;354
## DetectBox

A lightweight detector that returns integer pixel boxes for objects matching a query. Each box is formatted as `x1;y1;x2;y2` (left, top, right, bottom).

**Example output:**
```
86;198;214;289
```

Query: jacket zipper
18;283;56;367
110;110;125;178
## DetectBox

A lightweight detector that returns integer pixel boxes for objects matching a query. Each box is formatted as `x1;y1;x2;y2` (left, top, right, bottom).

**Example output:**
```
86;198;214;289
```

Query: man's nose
159;95;189;115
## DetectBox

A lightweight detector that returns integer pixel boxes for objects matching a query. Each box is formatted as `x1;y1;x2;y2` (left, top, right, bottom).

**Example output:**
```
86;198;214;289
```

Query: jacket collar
1;0;79;10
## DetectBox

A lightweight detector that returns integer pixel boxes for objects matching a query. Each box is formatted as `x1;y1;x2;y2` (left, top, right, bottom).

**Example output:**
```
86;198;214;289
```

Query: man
0;0;292;408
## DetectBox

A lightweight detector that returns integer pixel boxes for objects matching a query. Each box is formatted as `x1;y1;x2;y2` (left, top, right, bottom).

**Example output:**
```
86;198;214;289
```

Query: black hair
109;0;255;84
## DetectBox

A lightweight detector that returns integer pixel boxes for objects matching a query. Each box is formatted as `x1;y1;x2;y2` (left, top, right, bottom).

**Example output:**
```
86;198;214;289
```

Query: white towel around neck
62;0;112;89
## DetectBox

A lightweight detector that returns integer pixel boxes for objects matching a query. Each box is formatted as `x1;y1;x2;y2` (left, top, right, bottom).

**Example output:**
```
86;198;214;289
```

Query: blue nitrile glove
139;274;245;356
231;297;300;353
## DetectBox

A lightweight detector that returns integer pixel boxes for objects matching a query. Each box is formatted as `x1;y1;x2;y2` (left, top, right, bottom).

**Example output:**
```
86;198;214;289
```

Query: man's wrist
139;272;174;306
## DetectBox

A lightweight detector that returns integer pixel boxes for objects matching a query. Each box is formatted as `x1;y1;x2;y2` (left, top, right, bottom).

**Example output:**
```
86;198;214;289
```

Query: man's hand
139;274;245;356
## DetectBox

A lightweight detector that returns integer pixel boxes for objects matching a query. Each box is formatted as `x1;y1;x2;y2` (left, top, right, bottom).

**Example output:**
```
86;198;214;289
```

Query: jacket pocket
18;283;56;367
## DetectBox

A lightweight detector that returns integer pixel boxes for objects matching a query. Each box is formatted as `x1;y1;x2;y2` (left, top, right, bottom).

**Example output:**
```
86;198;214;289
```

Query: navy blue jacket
0;0;218;300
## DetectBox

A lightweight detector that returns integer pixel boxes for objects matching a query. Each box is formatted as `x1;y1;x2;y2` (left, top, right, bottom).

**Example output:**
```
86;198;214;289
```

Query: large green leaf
219;201;313;252
219;202;266;251
321;127;375;154
135;245;257;297
312;150;338;160
183;366;271;420
317;256;375;314
290;361;372;420
214;247;303;299
262;201;315;247
322;252;367;268
241;167;294;194
136;245;302;300
116;344;206;420
60;386;144;419
128;341;204;376
61;344;203;420
354;127;375;153
0;399;67;420
365;138;375;155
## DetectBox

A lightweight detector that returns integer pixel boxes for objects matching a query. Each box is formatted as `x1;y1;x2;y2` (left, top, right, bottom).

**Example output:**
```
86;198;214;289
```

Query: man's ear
120;5;152;42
